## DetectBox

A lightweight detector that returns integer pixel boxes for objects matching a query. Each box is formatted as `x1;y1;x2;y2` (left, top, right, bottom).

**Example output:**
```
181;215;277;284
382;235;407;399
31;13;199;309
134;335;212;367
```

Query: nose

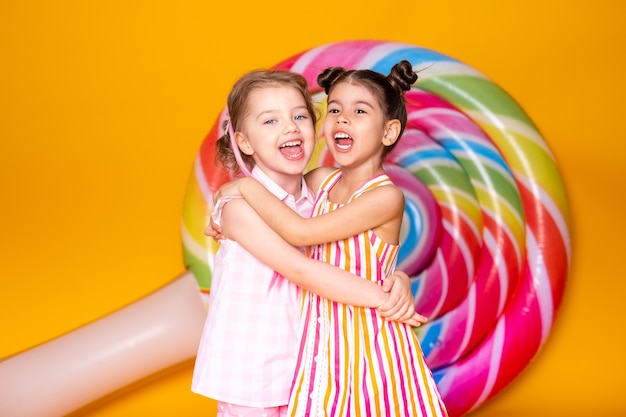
335;115;348;124
283;119;300;134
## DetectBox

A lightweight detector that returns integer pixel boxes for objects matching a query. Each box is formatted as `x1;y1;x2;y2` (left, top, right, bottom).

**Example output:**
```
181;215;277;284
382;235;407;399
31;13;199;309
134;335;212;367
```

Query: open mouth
334;132;353;150
279;140;304;159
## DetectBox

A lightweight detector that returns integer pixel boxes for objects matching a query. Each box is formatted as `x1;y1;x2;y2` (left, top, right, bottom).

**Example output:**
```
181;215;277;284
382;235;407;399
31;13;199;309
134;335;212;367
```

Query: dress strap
350;174;393;202
318;169;342;193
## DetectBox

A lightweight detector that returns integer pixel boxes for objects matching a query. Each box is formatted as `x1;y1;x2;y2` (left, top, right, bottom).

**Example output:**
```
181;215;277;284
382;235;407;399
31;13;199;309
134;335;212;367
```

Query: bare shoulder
386;183;405;205
352;182;405;222
368;182;405;207
365;184;405;244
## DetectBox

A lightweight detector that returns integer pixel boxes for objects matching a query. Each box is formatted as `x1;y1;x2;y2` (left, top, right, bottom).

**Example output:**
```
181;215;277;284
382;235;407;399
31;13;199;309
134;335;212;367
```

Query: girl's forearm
240;179;309;245
223;197;388;309
286;259;386;308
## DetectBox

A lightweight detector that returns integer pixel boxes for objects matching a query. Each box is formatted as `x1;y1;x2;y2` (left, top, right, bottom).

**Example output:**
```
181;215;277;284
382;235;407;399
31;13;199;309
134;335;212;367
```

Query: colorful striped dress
288;169;448;417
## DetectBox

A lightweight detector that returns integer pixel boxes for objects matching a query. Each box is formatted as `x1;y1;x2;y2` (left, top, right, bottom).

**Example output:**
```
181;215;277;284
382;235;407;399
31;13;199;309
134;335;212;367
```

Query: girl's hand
378;270;428;326
213;177;249;204
204;218;225;241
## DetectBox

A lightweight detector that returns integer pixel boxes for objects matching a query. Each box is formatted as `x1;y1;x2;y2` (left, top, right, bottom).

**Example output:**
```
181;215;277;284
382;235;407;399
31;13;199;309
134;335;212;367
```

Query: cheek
321;118;334;135
302;123;316;139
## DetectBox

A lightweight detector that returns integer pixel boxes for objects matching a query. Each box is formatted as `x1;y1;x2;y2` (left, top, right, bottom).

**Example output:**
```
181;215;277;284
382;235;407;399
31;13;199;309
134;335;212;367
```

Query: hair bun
387;60;418;93
317;66;348;94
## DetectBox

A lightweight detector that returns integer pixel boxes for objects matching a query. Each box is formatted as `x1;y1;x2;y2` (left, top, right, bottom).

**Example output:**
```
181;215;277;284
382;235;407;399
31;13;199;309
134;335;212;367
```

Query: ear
382;119;401;146
236;132;254;156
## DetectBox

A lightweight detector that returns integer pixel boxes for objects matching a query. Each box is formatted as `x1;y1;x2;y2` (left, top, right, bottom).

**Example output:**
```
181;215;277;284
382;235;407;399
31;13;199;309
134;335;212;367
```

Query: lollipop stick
0;271;207;417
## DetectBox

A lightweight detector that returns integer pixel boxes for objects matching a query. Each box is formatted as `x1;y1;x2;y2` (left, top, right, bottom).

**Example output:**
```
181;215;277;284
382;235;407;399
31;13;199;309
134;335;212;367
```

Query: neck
339;163;385;189
329;165;385;204
267;172;303;197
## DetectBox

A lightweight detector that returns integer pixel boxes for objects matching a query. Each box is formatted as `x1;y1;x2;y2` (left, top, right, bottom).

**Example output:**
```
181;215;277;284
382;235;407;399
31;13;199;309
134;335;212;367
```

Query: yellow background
1;1;625;416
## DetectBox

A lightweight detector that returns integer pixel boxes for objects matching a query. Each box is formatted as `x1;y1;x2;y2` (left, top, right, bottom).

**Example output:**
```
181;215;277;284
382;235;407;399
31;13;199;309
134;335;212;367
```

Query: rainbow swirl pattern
181;40;571;416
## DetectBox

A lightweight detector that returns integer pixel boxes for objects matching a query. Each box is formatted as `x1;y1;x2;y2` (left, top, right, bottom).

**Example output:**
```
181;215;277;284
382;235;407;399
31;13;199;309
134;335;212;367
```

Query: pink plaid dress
192;167;314;407
288;170;448;417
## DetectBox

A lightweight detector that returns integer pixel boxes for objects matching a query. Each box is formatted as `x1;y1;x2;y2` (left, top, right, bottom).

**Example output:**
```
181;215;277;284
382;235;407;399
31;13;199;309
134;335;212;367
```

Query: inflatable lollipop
183;40;571;416
0;40;570;417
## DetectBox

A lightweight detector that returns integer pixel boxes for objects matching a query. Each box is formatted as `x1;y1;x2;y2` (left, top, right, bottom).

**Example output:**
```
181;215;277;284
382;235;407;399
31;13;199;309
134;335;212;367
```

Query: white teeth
334;132;350;139
280;140;301;148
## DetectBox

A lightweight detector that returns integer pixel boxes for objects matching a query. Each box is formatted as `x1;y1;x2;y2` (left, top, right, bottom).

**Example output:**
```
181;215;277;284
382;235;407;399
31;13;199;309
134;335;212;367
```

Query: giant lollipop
183;40;571;416
0;40;570;417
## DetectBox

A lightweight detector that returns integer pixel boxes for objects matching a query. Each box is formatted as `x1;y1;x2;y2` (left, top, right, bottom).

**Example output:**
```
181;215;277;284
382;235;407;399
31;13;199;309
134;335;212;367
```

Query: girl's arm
221;198;423;327
215;176;405;247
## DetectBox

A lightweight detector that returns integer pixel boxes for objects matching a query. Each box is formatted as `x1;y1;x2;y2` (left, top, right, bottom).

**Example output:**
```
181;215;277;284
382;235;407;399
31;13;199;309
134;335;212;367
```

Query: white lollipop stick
0;271;207;417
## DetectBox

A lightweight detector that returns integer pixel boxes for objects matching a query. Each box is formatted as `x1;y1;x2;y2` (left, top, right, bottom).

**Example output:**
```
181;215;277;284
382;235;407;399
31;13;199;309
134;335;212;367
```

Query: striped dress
288;169;448;417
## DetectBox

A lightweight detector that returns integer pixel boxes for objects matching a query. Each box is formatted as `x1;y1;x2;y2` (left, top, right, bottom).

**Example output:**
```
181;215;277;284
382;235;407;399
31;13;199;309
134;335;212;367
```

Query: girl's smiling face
322;81;396;170
236;85;315;186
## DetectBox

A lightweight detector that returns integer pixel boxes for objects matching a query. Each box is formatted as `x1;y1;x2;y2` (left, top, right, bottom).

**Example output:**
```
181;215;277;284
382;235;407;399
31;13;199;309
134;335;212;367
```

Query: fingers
393;311;428;328
377;292;400;314
204;223;225;242
381;270;410;293
378;298;429;326
378;297;413;322
400;313;427;327
393;270;410;282
381;274;396;292
413;312;428;324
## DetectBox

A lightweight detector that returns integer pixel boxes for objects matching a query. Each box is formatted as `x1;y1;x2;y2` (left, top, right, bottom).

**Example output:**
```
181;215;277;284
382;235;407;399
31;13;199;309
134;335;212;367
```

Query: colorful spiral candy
181;40;571;416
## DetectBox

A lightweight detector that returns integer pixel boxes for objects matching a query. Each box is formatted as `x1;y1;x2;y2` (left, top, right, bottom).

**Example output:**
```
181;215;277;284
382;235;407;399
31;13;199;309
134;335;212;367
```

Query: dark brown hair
317;60;417;157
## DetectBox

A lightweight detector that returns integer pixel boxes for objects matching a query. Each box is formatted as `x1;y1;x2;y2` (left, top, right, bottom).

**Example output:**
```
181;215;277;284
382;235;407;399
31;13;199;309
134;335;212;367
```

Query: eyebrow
328;99;374;109
256;105;309;118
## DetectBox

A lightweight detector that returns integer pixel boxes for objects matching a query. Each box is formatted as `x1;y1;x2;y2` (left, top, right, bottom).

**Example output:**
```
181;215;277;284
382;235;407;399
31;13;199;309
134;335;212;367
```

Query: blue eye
264;119;276;125
294;114;307;121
